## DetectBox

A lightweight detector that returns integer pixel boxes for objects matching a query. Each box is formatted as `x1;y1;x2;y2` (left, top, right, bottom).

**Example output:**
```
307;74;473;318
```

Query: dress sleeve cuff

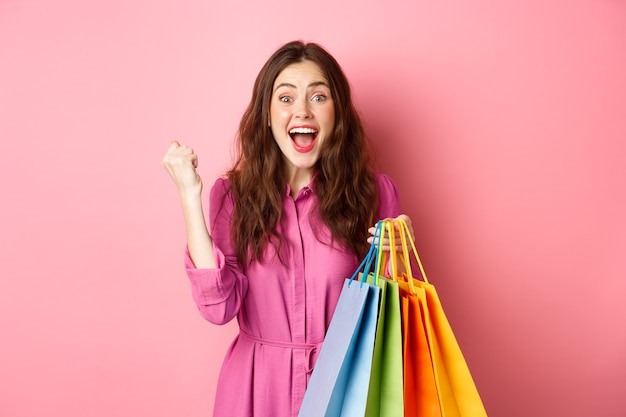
184;245;232;304
183;244;224;270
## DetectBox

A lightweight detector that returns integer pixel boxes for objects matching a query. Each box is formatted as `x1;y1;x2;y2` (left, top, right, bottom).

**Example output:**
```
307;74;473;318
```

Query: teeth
289;127;317;134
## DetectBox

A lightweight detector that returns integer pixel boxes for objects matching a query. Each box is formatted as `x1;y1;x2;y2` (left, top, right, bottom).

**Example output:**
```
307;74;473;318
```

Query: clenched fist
162;141;203;197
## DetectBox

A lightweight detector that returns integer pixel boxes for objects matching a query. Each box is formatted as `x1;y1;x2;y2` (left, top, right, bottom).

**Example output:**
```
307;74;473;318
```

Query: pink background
1;0;625;416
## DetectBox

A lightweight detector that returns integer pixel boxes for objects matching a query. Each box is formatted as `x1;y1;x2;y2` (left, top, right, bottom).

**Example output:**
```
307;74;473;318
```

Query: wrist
179;187;202;205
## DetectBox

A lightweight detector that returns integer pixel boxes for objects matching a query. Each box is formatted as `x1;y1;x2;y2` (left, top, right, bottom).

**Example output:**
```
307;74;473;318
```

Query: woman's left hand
367;214;415;251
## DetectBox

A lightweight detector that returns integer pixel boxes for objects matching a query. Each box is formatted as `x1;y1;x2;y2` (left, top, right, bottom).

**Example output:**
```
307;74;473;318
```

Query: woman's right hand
162;141;203;197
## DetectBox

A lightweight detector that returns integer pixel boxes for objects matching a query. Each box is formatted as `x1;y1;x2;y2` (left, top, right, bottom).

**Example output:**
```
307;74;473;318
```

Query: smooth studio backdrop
1;0;625;416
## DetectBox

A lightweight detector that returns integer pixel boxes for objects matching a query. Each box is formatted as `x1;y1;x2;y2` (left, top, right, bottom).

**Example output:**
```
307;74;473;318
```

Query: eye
279;95;293;103
311;94;327;102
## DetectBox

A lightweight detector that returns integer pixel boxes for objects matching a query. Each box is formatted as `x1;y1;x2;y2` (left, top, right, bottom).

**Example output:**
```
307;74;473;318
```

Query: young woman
162;40;413;417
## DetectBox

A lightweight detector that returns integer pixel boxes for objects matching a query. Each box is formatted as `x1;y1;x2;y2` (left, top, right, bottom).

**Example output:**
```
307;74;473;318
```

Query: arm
180;193;216;269
162;141;216;268
187;178;248;324
163;142;247;324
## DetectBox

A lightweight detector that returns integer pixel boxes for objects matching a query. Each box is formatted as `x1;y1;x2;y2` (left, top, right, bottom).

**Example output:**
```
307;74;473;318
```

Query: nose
294;98;312;119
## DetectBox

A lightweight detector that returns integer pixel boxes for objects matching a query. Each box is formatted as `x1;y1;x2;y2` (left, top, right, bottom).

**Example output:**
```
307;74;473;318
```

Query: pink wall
1;0;625;416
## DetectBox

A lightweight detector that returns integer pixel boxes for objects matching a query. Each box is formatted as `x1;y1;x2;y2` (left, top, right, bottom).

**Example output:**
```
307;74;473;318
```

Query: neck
286;167;314;198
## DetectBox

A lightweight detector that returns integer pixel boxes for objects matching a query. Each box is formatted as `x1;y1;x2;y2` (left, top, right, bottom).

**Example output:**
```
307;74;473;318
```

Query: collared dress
184;173;402;417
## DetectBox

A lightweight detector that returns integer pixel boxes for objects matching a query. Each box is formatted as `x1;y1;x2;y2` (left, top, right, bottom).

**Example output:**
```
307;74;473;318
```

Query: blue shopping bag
298;227;382;417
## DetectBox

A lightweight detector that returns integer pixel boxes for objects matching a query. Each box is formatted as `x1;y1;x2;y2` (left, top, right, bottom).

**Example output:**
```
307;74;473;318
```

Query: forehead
273;60;329;88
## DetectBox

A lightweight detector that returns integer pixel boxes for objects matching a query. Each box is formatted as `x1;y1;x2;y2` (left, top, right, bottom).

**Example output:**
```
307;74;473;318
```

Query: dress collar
285;177;316;199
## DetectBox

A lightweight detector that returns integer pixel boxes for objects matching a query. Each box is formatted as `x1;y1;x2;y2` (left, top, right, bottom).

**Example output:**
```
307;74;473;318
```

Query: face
269;60;335;181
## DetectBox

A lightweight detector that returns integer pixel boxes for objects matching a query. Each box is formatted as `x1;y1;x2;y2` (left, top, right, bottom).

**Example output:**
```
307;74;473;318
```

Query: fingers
167;140;180;152
162;141;197;165
164;141;194;154
367;215;415;251
396;214;410;225
168;143;194;157
367;230;402;252
162;142;179;166
396;214;415;241
162;141;203;193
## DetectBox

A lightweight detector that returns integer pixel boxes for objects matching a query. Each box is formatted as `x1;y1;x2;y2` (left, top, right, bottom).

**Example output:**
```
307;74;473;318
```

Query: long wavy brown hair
227;40;379;265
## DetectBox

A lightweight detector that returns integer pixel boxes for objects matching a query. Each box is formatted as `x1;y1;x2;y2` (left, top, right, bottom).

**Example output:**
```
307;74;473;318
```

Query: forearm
180;191;216;269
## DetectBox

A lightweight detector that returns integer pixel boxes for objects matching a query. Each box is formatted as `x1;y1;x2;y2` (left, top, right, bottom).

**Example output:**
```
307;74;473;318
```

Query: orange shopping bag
401;285;443;417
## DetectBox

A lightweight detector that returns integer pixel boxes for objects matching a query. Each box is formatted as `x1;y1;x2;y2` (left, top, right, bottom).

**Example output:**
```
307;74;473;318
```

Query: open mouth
289;127;318;153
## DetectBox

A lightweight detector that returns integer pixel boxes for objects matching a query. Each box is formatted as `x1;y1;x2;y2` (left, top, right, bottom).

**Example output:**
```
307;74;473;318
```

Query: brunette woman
162;40;412;417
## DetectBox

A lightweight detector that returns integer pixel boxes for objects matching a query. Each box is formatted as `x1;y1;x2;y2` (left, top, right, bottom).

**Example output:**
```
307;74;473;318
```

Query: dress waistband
239;329;322;350
239;329;323;375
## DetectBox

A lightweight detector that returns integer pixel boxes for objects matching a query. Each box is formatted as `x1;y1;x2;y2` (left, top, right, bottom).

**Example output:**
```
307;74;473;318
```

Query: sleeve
184;177;249;325
375;173;403;220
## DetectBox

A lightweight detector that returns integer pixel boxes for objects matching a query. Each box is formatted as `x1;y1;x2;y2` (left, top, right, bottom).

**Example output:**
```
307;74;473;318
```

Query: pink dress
184;174;402;417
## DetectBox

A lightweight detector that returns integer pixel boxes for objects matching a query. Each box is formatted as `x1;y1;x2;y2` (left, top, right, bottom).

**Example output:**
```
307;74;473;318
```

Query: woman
162;40;412;417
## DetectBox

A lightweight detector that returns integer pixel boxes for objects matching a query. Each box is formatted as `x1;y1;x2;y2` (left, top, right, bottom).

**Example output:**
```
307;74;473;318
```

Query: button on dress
184;173;402;417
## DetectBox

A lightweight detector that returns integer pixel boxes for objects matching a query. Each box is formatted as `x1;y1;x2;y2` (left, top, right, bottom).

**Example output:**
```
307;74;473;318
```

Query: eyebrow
273;81;330;93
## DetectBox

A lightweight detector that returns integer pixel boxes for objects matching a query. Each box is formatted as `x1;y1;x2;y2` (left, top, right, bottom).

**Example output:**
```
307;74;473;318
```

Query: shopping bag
364;222;404;417
401;284;442;417
391;219;488;417
298;237;381;417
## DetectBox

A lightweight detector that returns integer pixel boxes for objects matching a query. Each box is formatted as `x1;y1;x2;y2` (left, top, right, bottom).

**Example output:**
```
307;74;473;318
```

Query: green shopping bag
364;221;404;417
